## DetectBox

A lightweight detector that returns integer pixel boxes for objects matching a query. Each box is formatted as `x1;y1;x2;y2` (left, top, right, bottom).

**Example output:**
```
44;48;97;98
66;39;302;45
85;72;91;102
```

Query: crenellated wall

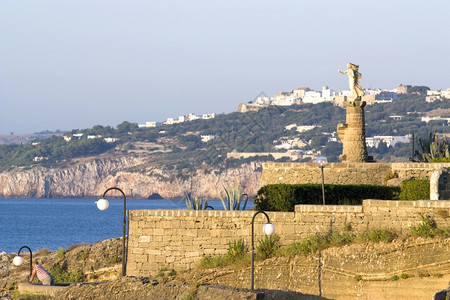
126;200;450;277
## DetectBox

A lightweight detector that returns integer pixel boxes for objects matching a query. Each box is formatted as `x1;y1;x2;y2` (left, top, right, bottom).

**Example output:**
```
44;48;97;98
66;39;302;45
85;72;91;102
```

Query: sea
0;198;252;254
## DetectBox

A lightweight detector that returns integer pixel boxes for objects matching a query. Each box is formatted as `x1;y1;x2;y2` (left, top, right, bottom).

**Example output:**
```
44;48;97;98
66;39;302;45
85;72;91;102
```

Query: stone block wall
126;200;450;277
260;162;450;200
260;162;450;186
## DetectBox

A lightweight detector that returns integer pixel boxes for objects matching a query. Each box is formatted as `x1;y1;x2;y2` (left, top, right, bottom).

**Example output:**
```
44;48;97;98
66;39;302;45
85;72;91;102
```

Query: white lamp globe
96;199;110;211
263;223;275;236
316;156;328;168
13;256;24;266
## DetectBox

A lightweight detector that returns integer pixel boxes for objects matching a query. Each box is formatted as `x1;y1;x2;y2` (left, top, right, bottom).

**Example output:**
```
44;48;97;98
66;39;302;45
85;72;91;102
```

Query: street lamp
13;246;33;280
96;187;127;277
316;156;328;206
251;210;275;290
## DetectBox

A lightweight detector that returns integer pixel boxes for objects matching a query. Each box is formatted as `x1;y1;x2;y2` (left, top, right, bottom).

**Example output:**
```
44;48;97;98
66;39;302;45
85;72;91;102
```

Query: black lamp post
251;210;275;290
96;187;127;277
316;156;328;205
13;246;33;279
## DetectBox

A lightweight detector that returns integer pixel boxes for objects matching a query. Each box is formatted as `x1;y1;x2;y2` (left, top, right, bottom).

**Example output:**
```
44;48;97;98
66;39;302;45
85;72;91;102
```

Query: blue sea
0;198;252;254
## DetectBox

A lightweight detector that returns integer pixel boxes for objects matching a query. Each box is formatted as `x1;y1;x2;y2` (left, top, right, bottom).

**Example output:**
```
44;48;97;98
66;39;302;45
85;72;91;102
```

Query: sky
1;1;450;134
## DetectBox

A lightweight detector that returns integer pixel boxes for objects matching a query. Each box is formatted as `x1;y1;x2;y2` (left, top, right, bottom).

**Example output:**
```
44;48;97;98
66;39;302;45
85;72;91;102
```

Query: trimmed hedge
398;179;430;200
254;184;401;212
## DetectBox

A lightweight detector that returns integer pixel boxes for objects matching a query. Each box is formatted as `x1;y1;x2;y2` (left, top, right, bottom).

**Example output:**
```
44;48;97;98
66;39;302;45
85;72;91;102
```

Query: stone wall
126;200;450;277
260;162;450;199
260;162;450;186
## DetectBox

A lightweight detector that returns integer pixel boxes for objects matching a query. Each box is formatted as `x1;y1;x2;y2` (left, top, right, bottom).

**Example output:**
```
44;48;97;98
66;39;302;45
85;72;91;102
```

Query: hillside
0;95;448;198
1;95;449;171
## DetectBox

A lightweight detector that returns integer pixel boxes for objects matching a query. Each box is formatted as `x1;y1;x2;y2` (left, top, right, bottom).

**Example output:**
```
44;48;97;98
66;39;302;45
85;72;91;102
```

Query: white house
202;113;215;120
104;137;118;143
201;135;216;143
138;121;157;128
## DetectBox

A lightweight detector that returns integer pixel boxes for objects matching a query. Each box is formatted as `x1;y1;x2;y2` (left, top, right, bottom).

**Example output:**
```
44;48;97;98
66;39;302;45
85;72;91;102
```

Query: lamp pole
97;187;127;277
251;210;275;290
316;156;328;206
14;246;33;279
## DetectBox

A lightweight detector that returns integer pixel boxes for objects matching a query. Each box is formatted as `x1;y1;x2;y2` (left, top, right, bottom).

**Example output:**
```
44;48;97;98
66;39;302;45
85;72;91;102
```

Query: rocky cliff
0;156;261;199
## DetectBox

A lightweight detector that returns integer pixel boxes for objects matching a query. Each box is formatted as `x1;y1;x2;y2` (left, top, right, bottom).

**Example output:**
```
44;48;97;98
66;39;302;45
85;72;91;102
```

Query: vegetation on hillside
0;94;448;172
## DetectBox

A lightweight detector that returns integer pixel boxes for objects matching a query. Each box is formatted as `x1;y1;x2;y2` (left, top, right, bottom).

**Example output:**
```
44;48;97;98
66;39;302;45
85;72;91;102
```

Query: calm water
0;198;250;253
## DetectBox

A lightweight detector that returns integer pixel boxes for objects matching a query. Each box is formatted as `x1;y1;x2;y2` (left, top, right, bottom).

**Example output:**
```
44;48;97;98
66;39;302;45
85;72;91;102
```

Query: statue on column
338;63;365;101
337;63;371;162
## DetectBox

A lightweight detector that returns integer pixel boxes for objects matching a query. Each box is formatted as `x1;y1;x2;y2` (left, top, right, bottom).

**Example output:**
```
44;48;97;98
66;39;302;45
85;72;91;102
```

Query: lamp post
251;210;275;290
13;246;33;280
316;156;328;206
96;187;127;277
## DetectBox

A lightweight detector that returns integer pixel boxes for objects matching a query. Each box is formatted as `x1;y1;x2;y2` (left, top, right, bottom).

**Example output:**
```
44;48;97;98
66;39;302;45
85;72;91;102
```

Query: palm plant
184;192;208;210
418;133;450;162
218;185;249;210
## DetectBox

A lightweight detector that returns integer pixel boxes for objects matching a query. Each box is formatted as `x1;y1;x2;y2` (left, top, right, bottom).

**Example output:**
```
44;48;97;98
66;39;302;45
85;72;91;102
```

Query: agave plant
418;133;450;162
218;185;249;210
184;192;208;210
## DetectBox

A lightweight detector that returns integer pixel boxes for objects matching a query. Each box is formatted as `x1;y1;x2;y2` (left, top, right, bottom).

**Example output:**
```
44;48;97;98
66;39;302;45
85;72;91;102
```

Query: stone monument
337;63;370;162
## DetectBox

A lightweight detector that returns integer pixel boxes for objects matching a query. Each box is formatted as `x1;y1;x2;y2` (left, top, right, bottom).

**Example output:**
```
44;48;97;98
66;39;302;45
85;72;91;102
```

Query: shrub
50;264;85;283
55;247;66;261
256;235;280;260
287;234;328;257
227;239;247;260
254;184;400;212
354;275;362;281
400;273;409;279
398;179;430;200
356;228;396;243
390;275;399;281
409;214;446;238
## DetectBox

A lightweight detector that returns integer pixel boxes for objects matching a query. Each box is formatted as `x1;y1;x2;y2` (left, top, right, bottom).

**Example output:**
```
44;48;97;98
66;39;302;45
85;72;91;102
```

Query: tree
408;86;430;95
116;121;138;133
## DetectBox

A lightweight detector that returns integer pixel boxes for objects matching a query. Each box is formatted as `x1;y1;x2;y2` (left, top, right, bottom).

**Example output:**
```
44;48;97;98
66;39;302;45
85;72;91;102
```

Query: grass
286;228;396;257
199;238;249;269
11;291;51;300
197;217;448;271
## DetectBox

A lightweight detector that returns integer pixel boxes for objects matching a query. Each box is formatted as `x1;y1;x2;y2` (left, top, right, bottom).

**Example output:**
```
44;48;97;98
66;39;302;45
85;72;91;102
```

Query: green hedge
398;179;430;200
254;184;401;212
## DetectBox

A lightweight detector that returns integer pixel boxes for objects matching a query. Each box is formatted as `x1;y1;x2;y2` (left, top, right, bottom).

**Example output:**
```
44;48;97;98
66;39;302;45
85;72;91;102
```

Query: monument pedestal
337;99;370;163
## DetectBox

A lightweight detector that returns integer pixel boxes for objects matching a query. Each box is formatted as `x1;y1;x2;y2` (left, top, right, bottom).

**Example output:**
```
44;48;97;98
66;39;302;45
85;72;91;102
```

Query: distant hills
0;93;449;173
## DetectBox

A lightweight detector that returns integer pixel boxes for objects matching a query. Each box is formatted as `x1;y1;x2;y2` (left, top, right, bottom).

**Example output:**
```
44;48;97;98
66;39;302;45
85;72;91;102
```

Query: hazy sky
1;1;449;134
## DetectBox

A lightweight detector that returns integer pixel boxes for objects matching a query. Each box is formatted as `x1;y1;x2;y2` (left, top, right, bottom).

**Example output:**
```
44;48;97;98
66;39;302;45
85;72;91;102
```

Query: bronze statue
338;63;365;101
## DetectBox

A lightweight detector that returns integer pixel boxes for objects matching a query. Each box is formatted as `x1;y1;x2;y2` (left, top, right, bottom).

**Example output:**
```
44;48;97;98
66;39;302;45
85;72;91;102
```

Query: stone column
337;99;369;162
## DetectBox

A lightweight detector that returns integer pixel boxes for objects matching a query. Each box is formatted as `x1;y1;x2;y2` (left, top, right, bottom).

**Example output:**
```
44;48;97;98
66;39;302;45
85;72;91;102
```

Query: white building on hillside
366;135;410;148
201;135;216;142
138;121;157;128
